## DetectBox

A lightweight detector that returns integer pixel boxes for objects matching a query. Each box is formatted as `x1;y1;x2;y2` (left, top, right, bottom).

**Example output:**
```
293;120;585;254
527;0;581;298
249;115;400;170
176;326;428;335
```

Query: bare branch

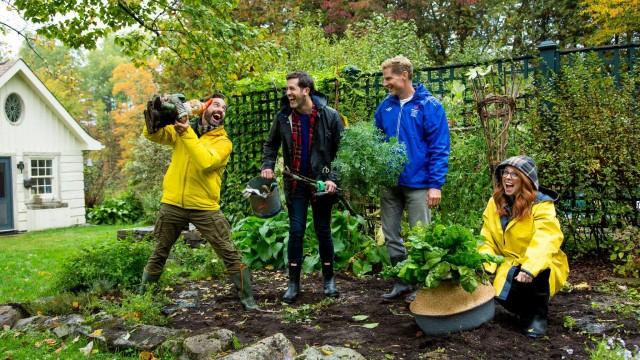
0;20;43;60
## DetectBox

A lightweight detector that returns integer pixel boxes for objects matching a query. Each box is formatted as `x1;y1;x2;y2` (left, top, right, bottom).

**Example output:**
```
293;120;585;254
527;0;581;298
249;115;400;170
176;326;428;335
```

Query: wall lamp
17;161;24;174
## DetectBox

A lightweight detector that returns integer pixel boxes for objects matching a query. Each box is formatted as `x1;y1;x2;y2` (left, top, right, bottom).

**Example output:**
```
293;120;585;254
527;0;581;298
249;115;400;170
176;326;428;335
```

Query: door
0;157;14;231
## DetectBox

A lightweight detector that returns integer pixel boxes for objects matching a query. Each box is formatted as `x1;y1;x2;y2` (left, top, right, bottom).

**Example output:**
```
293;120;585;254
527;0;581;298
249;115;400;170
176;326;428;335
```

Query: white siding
1;71;89;231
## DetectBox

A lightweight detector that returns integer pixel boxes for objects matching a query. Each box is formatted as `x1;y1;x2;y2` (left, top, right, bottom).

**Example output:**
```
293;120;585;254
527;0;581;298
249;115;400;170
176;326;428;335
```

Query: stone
220;333;296;360
43;314;90;338
183;328;236;360
0;305;22;329
110;325;182;351
296;345;366;360
13;315;50;331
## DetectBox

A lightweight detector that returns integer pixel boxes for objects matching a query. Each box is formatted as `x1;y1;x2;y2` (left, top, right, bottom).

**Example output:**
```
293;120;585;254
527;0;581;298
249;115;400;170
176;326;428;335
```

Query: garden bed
167;259;640;359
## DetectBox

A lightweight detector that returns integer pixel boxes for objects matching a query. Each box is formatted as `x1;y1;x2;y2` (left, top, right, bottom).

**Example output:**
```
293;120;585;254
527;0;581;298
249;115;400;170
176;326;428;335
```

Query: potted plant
387;222;503;335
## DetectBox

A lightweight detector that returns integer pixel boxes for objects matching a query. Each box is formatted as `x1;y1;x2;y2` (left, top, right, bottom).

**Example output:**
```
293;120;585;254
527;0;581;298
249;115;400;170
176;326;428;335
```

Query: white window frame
27;156;58;201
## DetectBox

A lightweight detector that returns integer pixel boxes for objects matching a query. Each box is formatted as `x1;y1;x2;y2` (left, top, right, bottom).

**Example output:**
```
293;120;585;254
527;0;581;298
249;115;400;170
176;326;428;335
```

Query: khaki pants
144;204;243;276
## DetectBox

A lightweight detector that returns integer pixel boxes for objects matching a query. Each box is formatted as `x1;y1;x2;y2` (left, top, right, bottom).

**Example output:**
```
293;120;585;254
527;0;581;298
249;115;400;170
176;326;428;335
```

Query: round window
5;93;23;124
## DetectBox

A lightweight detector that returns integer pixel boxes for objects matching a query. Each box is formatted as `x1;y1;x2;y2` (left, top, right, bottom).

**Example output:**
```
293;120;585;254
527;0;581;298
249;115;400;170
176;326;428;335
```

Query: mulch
167;259;640;359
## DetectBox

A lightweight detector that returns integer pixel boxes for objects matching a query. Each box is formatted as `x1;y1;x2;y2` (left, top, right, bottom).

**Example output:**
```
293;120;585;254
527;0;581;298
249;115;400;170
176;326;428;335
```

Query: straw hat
410;281;495;316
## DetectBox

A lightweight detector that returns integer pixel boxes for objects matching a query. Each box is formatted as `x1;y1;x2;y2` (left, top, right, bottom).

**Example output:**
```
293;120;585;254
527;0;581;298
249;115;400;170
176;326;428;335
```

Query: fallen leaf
2;325;9;331
72;336;80;343
321;346;334;356
44;338;57;346
574;282;591;290
122;332;131;341
352;315;369;321
89;329;103;337
139;351;157;360
34;341;43;348
79;341;93;356
360;322;379;329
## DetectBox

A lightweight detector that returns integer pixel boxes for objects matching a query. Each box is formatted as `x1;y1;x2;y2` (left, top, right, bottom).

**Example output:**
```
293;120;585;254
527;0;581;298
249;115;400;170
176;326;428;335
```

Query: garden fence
224;41;640;244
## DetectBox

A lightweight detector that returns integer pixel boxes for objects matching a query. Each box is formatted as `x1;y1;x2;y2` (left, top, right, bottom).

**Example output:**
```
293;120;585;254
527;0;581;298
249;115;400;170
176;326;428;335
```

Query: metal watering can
243;176;282;218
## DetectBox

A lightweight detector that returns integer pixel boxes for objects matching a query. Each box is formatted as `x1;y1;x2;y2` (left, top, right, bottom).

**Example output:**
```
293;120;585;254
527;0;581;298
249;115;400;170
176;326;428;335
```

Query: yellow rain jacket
143;125;232;211
479;196;569;299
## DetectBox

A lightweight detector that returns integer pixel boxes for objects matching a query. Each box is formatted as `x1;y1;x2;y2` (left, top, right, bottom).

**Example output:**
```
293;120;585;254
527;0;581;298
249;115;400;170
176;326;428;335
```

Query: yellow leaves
139;351;158;360
89;328;103;337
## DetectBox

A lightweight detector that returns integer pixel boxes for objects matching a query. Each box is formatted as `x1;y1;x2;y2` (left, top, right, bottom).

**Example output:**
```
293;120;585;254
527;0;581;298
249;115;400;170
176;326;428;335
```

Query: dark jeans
287;186;335;265
496;268;551;320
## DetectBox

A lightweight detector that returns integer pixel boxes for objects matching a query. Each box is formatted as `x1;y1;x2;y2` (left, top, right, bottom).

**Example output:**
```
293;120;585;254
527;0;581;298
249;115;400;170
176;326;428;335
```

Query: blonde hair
381;56;413;80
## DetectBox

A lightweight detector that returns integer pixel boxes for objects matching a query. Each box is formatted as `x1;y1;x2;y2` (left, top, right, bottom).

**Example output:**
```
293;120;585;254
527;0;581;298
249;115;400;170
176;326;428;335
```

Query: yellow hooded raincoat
143;125;232;211
479;197;570;300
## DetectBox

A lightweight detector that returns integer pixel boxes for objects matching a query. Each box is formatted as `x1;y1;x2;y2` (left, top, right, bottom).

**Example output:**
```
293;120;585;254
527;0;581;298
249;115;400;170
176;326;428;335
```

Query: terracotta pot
409;281;495;335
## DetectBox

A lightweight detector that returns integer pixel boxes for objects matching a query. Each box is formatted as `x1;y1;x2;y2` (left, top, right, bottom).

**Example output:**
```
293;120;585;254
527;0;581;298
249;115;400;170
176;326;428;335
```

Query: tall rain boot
138;271;160;294
230;266;260;311
322;262;339;298
382;256;413;300
283;263;301;304
524;289;549;339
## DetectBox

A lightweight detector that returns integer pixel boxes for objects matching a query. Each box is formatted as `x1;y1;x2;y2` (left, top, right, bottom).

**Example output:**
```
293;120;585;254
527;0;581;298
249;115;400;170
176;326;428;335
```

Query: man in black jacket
261;71;344;304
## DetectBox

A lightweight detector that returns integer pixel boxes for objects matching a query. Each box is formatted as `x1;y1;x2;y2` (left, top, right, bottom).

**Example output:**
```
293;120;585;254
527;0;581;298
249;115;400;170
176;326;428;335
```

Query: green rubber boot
138;271;160;294
230;266;260;311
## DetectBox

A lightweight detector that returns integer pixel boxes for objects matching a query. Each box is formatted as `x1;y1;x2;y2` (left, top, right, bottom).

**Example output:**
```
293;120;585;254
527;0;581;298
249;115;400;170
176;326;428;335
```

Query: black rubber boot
322;262;339;298
230;266;260;311
283;263;301;304
382;281;413;300
524;290;549;339
138;271;160;294
382;256;413;300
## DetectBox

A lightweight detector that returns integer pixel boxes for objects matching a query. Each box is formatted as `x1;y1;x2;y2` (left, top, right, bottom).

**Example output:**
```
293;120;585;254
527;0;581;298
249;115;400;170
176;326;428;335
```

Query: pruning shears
283;169;358;216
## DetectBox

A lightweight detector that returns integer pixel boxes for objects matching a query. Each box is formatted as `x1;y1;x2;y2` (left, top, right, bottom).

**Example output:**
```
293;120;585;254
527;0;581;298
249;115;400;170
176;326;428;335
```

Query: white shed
0;59;102;233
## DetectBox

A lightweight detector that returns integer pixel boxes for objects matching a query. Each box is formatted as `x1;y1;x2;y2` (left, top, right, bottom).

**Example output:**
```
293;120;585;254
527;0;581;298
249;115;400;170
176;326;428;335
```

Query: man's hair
286;71;315;93
203;92;227;109
381;56;413;80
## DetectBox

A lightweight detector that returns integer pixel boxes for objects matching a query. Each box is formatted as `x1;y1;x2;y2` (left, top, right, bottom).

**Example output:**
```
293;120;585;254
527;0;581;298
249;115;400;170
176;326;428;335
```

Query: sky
1;3;36;59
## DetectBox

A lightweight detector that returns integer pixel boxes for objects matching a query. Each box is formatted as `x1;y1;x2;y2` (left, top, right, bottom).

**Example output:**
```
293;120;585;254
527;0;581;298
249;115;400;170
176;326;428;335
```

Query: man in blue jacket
374;56;450;300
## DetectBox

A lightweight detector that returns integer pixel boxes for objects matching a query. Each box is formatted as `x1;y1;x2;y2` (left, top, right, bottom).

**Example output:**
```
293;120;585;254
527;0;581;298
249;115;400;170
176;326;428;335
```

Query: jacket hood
495;155;539;190
279;91;329;114
536;186;559;202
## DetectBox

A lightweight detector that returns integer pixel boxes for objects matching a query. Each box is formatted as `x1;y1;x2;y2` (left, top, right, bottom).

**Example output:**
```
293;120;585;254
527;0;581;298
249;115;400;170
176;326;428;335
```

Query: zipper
395;103;404;138
182;159;190;207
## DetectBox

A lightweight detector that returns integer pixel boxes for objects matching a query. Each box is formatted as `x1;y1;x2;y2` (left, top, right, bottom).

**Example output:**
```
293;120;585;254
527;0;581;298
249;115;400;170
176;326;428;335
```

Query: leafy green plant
54;239;153;292
87;192;144;225
386;222;503;293
232;212;290;270
332;121;408;198
563;315;577;330
589;336;640;360
609;225;640;278
23;292;99;316
101;290;169;326
166;240;226;281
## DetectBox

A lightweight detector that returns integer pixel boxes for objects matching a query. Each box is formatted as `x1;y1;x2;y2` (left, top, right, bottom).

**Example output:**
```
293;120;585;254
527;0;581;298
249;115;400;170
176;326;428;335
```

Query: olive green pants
144;204;243;276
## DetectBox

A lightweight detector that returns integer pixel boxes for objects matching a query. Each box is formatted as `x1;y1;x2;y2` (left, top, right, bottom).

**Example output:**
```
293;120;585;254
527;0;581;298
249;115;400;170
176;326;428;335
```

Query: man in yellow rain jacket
479;155;569;338
139;93;259;310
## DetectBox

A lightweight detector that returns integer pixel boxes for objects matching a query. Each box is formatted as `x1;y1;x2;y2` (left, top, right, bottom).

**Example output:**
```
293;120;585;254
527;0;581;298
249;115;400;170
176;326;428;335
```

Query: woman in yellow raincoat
479;156;569;338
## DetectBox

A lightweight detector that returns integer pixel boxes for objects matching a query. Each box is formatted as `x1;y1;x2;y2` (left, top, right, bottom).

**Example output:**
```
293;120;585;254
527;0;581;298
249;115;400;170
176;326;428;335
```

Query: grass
0;224;122;303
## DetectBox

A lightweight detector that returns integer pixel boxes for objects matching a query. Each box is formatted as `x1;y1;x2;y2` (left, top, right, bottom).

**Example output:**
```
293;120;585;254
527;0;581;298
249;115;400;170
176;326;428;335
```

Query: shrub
101;290;169;326
609;225;640;278
167;240;226;281
87;192;144;225
528;54;640;251
54;239;153;292
232;210;387;276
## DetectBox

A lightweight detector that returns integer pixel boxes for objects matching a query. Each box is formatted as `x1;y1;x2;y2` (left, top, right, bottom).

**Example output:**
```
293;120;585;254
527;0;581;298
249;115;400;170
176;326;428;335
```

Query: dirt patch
167;259;639;359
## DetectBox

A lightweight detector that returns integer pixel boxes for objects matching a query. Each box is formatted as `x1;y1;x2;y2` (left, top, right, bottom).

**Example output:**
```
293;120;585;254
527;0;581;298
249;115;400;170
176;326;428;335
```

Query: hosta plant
387;222;503;293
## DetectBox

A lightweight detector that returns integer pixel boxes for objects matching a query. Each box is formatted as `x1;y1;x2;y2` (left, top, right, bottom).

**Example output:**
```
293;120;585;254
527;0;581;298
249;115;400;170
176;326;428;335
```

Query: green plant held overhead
332;122;408;199
387;222;503;293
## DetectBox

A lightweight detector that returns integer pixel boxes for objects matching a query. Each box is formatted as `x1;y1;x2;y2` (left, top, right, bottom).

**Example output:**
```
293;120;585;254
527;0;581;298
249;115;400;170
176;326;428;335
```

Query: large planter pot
409;281;495;336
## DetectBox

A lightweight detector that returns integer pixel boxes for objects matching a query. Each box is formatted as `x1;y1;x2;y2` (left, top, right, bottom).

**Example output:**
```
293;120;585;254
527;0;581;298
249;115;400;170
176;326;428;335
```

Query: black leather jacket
262;91;344;197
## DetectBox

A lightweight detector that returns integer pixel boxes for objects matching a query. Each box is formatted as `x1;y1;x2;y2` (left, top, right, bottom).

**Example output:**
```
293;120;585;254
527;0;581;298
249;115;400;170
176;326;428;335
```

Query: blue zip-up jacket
374;84;450;189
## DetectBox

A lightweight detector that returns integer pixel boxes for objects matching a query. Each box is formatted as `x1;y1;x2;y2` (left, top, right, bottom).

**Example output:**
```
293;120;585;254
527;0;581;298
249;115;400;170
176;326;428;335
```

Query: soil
168;259;640;359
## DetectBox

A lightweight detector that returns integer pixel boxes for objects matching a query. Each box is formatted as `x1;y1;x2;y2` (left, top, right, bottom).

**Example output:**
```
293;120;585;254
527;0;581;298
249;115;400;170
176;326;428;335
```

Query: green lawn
0;225;122;303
